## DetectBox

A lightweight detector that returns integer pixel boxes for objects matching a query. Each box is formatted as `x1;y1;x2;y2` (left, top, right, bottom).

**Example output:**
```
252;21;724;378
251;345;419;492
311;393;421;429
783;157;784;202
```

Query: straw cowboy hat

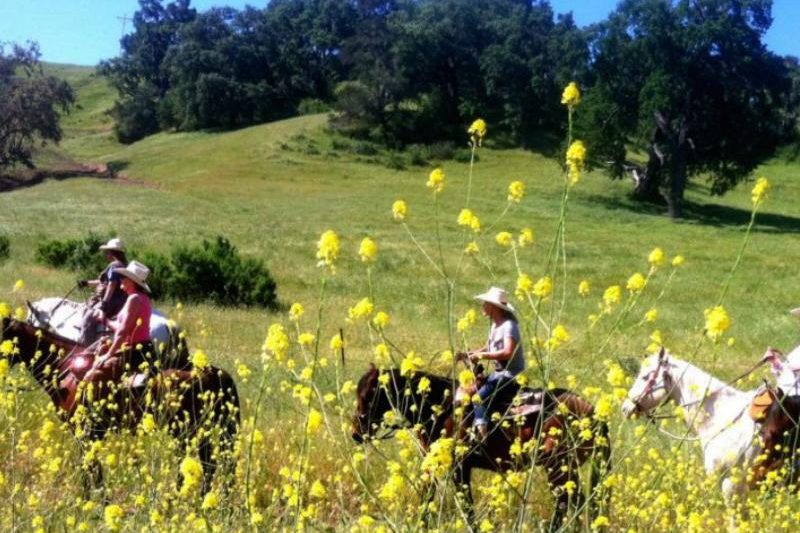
474;286;515;314
99;238;125;252
114;261;151;293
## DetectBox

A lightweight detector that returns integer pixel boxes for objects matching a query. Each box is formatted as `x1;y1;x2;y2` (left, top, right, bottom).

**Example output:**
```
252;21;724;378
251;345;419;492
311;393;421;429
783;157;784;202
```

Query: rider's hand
77;279;89;288
469;353;482;364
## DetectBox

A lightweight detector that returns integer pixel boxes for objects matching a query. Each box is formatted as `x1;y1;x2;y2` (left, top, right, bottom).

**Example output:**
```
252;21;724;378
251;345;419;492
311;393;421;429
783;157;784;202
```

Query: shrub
297;98;330;115
35;232;112;278
36;234;278;309
168;236;277;308
0;234;8;261
428;141;456;161
453;148;478;163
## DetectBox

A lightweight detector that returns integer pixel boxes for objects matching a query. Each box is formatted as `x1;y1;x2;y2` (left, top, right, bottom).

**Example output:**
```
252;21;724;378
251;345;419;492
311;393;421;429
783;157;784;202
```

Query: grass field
1;65;799;531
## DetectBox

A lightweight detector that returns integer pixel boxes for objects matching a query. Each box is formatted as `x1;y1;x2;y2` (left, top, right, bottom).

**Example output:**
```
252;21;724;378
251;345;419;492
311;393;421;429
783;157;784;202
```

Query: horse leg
198;436;217;495
545;458;582;532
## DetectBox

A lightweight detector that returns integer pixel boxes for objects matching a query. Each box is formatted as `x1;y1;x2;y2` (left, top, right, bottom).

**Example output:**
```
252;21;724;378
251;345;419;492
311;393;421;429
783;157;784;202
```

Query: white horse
26;297;186;363
621;348;765;502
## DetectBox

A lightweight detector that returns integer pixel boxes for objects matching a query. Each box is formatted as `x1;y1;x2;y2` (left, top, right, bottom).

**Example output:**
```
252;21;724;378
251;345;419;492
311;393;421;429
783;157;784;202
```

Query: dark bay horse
1;318;240;494
352;365;611;530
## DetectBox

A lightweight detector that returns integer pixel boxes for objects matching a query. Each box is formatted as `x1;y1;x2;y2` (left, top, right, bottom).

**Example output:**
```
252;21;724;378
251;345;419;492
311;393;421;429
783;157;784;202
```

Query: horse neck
388;369;453;425
670;360;748;435
7;321;74;400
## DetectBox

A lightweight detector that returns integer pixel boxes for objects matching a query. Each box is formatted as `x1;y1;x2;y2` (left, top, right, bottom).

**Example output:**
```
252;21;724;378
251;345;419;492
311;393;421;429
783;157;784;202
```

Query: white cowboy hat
791;307;800;318
99;238;125;252
474;286;515;314
114;260;151;293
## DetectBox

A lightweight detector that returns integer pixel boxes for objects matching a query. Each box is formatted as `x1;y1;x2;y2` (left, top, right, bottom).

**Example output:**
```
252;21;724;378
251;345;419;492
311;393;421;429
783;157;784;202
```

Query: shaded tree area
98;0;798;217
576;0;793;218
0;42;74;170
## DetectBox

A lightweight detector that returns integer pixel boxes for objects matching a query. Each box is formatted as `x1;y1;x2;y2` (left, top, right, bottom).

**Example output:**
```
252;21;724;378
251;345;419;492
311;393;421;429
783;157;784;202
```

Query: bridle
630;356;675;417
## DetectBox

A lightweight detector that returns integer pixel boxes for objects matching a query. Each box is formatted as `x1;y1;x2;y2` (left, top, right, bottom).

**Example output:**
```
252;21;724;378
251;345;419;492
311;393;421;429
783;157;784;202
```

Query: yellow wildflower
298;332;315;346
464;241;479;254
751;176;769;205
672;255;685;267
426;167;446;194
468;118;487;145
645;308;658;322
0;302;10;319
12;279;24;292
289;302;304;321
704;306;731;341
265;324;290;360
533;276;552;298
400;352;424;376
458;369;475;388
417;376;431;394
626;272;646;293
392;199;407;221
373;311;389;328
457;309;478;332
507;180;525;203
330;332;344;351
518;228;534;247
309;480;327;499
457;208;481;232
515;273;533;298
422;438;454;478
358;237;378;263
191;349;209;369
648;247;665;267
103;504;124;532
316;229;340;270
495;231;513;247
306;408;323;434
603;285;621;307
561;81;581;107
578;280;590;297
348;297;374;320
201;492;219;511
566;140;586;184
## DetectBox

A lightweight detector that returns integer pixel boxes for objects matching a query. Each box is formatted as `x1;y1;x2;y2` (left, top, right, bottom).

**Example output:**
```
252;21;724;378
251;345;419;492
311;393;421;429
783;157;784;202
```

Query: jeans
473;371;514;426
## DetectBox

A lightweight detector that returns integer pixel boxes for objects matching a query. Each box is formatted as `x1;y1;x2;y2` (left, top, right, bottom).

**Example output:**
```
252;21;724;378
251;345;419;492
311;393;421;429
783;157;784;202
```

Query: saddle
749;387;778;421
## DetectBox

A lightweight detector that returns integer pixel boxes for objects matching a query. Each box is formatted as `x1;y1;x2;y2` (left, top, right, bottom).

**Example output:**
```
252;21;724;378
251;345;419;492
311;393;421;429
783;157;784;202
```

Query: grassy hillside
2;64;800;531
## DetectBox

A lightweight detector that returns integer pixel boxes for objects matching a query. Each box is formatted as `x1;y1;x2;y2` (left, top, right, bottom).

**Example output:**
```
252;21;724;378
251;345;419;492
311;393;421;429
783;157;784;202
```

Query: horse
621;348;800;503
352;364;611;531
0;318;240;495
27;297;190;368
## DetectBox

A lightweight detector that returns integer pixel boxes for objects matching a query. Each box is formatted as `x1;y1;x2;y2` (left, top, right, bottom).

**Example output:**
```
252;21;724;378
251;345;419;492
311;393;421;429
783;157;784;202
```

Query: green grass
3;62;800;532
4;65;800;391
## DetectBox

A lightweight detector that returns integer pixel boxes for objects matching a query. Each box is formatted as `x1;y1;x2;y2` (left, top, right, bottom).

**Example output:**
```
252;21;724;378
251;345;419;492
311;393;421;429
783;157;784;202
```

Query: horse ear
368;362;376;372
658;346;667;362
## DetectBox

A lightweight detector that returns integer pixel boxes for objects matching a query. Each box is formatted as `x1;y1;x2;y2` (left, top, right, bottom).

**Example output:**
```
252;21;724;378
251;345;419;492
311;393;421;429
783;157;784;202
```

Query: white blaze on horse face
622;354;671;417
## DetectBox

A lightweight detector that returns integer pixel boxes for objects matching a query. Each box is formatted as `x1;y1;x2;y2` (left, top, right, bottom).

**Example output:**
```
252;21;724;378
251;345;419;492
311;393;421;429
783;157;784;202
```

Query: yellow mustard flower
392;199;407;221
561;81;581;107
289;302;304;321
672;255;685;267
626;272;646;293
426;167;446;194
468;118;487;145
533;276;552;298
373;311;389;328
751;176;769;205
495;231;513;247
359;237;378;263
507;180;525;203
316;229;340;269
578;280;590;297
12;279;24;292
704;306;730;341
566;140;586;184
191;349;209;369
648;247;665;267
348;297;374;320
518;227;534;247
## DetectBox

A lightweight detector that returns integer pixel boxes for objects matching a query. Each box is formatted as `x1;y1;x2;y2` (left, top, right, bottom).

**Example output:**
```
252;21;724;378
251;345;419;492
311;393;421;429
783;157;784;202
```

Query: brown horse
1;318;240;495
352;365;611;531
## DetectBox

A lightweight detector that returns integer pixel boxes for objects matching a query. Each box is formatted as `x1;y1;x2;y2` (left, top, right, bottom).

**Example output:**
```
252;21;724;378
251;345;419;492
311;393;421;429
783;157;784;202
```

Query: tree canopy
576;0;791;217
0;42;74;170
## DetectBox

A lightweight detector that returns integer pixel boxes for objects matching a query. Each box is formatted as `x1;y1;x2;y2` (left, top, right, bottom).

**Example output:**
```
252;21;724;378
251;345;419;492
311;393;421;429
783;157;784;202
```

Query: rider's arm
476;336;517;362
99;296;140;359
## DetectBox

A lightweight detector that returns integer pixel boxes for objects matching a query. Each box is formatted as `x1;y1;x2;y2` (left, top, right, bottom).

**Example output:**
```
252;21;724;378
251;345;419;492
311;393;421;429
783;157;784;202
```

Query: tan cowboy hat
99;238;125;252
474;286;515;314
114;260;151;293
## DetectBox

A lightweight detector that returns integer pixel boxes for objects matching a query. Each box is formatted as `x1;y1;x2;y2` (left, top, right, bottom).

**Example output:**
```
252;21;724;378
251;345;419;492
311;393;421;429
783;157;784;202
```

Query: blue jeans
473;372;513;426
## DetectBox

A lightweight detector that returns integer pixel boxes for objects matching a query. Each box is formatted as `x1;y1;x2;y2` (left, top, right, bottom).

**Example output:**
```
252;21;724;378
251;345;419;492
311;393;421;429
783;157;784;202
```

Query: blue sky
1;0;797;66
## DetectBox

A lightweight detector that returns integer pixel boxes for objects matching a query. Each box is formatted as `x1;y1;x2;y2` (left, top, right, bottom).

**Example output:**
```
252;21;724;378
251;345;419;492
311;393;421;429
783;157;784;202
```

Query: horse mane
6;318;78;348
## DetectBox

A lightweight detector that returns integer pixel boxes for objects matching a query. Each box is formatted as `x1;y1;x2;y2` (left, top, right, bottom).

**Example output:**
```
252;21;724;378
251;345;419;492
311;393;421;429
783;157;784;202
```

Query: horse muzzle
621;399;639;418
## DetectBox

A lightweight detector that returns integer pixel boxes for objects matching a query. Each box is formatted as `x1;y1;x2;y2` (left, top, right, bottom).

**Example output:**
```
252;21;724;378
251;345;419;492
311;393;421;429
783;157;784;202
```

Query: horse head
621;347;677;418
351;363;394;443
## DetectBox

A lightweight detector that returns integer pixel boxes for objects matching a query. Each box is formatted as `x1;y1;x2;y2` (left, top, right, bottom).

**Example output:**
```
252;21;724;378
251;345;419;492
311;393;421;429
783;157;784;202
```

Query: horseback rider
458;287;525;439
77;238;128;345
83;260;155;384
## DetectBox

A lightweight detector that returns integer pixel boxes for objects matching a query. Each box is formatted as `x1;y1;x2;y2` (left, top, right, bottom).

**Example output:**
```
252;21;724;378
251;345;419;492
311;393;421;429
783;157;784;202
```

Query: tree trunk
654;111;688;219
631;144;665;204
